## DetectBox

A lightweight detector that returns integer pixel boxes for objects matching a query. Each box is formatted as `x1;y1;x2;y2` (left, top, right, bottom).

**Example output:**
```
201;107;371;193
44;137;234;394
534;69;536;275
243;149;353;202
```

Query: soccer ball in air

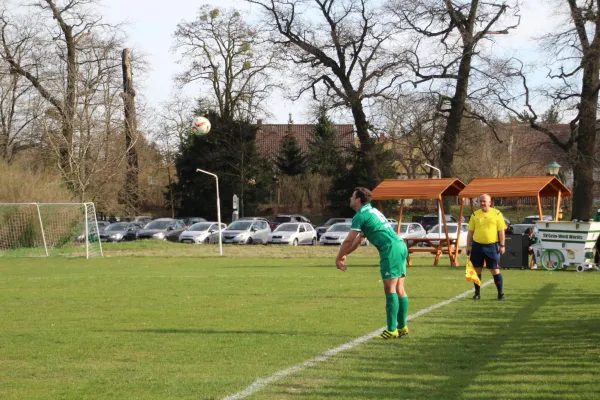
191;116;211;135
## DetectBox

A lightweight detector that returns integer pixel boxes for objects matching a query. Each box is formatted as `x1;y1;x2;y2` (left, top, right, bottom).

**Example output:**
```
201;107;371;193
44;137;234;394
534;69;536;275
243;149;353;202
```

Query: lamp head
547;162;561;176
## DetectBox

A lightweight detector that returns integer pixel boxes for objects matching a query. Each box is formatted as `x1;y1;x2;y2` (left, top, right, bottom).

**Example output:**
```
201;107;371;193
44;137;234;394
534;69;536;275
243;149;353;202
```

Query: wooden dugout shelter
371;178;467;267
458;176;572;220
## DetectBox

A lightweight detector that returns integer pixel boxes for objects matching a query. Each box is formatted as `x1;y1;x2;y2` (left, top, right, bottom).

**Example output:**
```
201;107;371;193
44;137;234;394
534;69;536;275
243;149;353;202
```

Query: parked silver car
267;223;317;246
222;219;270;244
319;223;353;245
390;222;426;245
315;218;353;239
424;223;469;247
179;222;227;244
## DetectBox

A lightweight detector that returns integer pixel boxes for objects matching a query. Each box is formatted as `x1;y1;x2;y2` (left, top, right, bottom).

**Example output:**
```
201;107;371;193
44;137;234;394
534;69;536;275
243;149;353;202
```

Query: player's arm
336;230;360;271
337;230;360;259
346;231;364;255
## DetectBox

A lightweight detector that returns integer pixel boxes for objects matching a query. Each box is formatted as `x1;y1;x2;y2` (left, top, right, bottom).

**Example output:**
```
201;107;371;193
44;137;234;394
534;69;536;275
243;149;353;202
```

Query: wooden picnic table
405;237;461;267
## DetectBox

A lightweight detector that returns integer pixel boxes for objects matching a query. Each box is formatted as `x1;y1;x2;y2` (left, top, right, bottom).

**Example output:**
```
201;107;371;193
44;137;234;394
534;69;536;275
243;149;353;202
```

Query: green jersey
351;203;401;251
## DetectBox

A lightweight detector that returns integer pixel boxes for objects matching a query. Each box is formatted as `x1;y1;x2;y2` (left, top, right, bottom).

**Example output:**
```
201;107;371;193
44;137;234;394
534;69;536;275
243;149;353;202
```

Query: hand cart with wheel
531;221;600;272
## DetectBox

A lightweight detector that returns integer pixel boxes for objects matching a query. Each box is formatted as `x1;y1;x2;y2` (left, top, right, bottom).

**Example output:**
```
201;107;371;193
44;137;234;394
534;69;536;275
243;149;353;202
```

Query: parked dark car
76;221;109;242
137;218;186;240
268;214;312;231
315;218;353;240
521;215;553;224
100;222;143;242
420;215;458;232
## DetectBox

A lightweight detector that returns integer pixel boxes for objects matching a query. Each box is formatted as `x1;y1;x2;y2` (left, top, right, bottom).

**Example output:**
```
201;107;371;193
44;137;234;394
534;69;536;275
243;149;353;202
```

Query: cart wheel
540;249;564;271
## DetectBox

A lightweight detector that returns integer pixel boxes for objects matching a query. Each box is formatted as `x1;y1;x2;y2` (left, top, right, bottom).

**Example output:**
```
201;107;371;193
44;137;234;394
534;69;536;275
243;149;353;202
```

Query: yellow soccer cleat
398;326;409;337
379;329;399;339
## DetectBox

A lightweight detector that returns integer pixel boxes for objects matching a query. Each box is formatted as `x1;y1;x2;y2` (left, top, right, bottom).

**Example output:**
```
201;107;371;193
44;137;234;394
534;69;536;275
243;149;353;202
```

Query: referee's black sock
493;273;503;294
474;274;482;295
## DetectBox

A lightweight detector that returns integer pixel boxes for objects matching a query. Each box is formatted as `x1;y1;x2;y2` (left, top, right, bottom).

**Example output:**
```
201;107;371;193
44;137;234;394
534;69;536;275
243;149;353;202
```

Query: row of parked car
88;213;553;247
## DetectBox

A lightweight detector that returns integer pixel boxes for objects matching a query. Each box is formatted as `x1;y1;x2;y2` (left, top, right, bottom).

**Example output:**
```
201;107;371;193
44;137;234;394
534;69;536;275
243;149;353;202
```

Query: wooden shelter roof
371;178;467;200
458;176;571;198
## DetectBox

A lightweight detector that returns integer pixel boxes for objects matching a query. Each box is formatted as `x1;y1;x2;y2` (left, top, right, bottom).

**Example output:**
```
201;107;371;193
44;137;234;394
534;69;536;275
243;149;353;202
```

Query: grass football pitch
1;243;599;399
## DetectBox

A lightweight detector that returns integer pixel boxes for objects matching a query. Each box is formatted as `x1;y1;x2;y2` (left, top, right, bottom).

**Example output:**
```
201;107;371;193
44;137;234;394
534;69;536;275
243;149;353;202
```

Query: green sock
385;293;399;331
398;296;409;329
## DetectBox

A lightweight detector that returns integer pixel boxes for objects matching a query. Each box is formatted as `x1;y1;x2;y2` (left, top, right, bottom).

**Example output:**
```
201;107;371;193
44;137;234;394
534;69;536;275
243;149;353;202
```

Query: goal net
0;203;104;258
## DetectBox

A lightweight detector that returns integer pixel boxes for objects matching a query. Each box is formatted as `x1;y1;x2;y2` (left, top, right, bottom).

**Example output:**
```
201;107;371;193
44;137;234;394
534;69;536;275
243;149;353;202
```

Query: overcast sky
99;0;556;124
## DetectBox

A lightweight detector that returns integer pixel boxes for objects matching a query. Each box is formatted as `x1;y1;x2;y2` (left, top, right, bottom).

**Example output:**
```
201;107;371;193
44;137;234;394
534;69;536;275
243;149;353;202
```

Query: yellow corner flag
465;258;481;286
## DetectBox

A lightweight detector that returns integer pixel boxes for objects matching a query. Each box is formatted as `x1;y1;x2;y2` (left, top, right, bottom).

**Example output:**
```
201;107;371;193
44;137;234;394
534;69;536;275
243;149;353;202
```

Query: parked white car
267;223;317;246
179;222;227;244
222;219;270;244
424;223;469;247
390;223;427;245
319;223;353;245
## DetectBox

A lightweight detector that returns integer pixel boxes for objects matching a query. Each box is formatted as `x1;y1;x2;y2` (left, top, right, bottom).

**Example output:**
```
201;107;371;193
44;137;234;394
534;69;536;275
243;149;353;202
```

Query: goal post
0;203;104;258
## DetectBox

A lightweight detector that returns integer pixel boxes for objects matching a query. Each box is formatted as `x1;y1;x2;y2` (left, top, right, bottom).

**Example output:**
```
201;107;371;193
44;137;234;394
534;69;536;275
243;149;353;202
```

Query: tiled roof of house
255;122;355;159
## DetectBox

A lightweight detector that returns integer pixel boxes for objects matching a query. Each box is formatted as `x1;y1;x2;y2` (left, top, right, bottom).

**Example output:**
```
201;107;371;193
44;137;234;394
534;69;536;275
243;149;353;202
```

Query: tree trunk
121;48;139;215
571;58;598;220
62;25;76;180
440;50;472;211
0;125;7;160
440;52;472;180
167;159;175;218
350;100;379;189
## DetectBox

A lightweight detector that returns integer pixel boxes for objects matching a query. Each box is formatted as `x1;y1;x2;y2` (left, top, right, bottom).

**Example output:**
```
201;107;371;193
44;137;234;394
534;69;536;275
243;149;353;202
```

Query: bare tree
389;0;520;184
247;0;406;189
492;0;600;219
173;6;280;121
2;1;84;174
0;66;40;162
378;94;442;178
0;1;147;208
153;94;196;217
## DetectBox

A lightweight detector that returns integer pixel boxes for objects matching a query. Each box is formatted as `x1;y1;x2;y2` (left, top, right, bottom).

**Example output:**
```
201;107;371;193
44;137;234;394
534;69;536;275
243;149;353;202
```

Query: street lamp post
197;168;223;256
547;162;561;221
424;163;442;237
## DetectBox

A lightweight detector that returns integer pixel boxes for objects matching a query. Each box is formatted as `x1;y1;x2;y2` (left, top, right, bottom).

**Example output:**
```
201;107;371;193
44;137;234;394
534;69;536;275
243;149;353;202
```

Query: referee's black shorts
470;241;500;269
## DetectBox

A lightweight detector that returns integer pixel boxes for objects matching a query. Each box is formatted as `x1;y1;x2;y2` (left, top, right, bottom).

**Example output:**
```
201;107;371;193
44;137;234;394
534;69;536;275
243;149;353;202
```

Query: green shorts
379;240;408;280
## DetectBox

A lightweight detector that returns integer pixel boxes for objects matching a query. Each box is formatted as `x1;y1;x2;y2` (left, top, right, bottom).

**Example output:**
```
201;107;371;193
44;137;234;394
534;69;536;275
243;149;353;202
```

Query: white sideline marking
222;280;493;400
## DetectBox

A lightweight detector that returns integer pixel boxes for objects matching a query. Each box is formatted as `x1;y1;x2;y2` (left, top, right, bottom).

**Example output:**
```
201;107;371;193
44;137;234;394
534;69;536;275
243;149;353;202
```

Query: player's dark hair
353;187;372;204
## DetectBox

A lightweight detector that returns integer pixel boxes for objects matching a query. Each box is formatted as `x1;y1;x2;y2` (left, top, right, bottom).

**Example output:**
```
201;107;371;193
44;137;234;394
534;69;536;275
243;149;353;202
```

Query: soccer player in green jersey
335;187;409;339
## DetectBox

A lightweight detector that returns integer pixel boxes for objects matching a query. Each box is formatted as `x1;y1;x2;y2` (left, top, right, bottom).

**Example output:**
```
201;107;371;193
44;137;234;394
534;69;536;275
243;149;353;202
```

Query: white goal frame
0;202;104;259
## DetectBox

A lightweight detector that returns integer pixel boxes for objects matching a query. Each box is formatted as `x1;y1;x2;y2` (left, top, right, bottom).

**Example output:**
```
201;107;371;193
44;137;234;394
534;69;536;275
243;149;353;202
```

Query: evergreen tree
308;108;345;176
328;143;396;216
542;105;560;124
172;110;273;219
276;132;306;176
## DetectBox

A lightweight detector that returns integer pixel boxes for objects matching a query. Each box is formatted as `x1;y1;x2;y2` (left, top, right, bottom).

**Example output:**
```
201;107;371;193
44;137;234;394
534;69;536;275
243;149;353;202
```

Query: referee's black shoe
472;294;480;300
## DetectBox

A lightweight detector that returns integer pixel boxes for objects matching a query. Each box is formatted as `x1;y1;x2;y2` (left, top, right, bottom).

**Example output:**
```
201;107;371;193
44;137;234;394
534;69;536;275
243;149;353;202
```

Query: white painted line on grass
222;280;493;400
